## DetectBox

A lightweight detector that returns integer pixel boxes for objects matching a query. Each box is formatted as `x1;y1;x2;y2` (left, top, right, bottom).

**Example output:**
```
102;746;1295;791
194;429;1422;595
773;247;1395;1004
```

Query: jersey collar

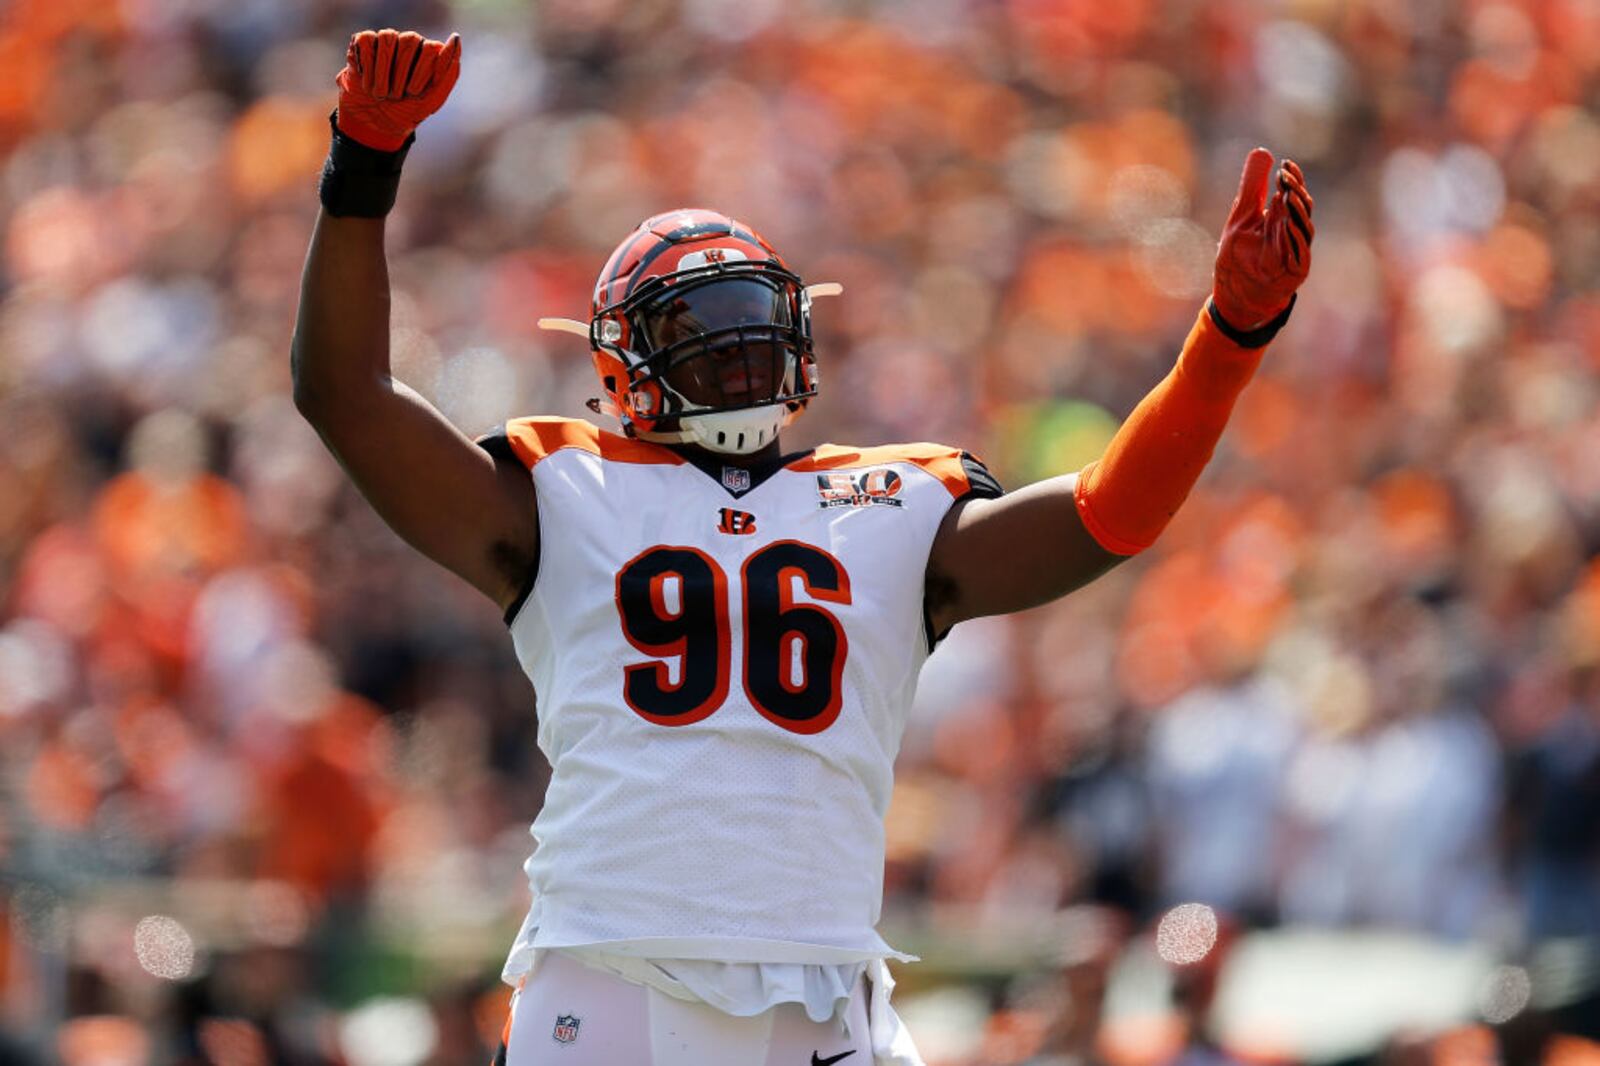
678;446;814;500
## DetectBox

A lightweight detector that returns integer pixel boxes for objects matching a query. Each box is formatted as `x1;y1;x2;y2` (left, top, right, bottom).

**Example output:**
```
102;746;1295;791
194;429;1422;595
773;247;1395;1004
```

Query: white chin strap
641;406;790;455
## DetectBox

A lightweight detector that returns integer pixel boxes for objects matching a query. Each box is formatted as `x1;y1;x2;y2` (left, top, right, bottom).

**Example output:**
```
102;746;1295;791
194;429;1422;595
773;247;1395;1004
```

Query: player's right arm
292;30;539;613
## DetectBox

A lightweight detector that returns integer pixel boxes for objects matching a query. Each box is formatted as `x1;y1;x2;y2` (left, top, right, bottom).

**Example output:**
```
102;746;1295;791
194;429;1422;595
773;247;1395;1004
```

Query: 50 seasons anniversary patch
816;469;904;509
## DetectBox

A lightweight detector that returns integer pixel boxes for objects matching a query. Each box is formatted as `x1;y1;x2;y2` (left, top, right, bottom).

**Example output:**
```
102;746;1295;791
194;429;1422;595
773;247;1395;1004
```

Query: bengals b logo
717;508;758;535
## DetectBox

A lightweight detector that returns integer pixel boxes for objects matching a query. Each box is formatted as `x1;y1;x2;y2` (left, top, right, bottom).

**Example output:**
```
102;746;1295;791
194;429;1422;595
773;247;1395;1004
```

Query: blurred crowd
2;0;1599;1063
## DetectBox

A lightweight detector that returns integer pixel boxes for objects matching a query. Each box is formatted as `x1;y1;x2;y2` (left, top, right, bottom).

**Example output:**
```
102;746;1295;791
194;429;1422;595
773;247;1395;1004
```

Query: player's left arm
927;148;1313;633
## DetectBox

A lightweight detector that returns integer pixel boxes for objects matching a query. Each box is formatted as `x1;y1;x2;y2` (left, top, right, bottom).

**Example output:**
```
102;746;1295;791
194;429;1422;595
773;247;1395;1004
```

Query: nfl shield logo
721;466;751;492
552;1013;580;1044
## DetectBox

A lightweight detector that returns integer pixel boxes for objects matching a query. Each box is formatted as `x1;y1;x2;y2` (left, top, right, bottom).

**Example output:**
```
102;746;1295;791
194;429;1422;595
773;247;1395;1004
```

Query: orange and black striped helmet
584;209;820;453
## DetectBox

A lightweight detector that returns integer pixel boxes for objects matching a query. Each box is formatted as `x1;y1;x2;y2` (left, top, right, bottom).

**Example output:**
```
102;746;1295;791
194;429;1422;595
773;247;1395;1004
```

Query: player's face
637;277;793;409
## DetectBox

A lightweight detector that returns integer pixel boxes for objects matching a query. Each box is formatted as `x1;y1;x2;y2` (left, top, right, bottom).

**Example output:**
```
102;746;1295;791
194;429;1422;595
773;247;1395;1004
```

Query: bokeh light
339;998;440;1066
1478;965;1532;1025
1156;902;1219;966
133;915;195;980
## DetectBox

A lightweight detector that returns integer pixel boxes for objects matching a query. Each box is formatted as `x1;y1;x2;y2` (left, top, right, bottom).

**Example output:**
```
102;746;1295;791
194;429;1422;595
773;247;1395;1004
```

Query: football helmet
540;209;839;455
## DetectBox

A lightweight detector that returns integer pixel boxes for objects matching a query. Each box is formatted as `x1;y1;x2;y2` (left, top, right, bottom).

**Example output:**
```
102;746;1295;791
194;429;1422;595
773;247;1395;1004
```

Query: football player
292;29;1313;1066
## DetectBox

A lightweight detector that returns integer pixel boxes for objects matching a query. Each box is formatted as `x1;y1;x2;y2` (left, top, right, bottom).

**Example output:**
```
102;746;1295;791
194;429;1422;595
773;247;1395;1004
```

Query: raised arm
292;30;538;612
927;149;1314;633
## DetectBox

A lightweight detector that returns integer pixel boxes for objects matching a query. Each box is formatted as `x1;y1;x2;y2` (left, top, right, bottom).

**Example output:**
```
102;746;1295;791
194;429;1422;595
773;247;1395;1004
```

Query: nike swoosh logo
812;1053;857;1066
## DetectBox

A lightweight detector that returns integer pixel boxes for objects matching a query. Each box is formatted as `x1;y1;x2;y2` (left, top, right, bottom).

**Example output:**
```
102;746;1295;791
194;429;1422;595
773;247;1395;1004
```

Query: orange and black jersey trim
483;417;1001;498
788;442;1003;502
474;418;1004;625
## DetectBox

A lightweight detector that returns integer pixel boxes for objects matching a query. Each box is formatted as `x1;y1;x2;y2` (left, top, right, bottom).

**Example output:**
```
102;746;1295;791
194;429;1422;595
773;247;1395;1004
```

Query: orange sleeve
1074;305;1268;555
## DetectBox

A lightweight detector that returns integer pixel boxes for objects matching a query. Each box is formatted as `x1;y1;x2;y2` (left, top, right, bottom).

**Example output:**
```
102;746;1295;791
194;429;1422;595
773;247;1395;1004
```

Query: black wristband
319;111;415;218
1207;293;1297;349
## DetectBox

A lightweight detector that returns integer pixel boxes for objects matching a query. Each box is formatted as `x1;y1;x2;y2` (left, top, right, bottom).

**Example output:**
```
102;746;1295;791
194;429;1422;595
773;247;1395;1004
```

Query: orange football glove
335;29;462;152
1211;148;1314;331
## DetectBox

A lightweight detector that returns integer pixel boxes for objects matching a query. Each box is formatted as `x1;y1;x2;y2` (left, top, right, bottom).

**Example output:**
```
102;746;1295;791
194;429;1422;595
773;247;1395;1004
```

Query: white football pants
494;951;874;1066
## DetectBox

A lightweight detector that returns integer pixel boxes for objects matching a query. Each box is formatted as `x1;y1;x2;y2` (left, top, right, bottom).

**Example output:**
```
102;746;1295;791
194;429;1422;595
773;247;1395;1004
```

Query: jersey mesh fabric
497;419;996;1019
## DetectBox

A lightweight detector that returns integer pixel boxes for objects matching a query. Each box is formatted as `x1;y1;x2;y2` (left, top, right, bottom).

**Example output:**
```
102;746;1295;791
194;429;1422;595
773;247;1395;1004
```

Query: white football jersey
487;417;1001;969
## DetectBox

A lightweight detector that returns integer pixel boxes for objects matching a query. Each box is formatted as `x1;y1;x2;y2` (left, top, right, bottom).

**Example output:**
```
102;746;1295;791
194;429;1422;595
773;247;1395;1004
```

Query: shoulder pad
788;443;1003;501
500;417;685;470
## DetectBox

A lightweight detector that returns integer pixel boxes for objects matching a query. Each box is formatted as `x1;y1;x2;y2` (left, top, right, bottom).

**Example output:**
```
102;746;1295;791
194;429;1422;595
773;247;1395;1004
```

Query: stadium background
1;0;1598;1062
